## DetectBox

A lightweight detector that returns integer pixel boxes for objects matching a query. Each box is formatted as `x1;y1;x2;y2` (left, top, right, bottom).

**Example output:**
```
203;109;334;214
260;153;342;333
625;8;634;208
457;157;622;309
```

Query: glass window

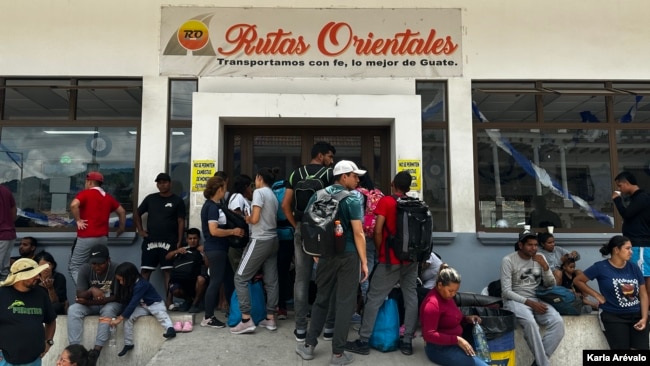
170;79;197;120
4;79;71;120
0;126;136;228
169;128;191;214
1;78;141;230
476;129;613;231
616;129;650;189
418;81;450;231
472;82;537;123
76;79;142;120
416;81;447;122
422;129;449;231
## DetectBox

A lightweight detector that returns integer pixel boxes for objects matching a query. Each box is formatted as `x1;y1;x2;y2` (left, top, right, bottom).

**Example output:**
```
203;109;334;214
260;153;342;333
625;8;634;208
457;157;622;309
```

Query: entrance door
224;126;390;192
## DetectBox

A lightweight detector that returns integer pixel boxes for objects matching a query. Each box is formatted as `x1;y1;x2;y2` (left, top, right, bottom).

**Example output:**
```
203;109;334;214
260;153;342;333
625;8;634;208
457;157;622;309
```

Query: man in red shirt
345;171;418;356
69;171;125;285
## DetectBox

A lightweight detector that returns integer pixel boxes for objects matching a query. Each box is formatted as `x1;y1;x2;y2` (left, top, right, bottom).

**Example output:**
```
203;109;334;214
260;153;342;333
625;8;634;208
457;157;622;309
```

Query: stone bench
42;313;609;365
43;314;194;366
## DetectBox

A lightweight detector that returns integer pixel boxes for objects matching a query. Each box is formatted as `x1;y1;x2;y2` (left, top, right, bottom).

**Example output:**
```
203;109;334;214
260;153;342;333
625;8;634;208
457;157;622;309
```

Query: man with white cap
0;258;57;365
69;171;126;286
296;160;369;366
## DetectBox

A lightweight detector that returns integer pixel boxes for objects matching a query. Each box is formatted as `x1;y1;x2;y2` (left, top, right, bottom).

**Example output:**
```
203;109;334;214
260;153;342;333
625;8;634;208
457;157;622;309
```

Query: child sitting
560;257;599;312
110;262;176;357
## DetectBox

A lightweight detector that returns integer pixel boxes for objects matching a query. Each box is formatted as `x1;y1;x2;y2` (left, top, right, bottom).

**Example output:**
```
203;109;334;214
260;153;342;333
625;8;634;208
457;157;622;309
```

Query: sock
241;317;251;323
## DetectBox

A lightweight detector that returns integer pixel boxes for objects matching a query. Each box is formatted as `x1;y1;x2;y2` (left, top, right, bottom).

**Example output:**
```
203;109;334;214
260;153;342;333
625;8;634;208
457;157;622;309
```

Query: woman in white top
227;174;253;272
230;167;279;335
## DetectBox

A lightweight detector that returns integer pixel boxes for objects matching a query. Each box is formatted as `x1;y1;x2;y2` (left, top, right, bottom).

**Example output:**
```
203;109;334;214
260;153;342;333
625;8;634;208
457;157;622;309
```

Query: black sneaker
294;329;306;342
323;330;334;341
345;339;370;355
118;345;134;357
200;316;226;328
163;326;177;338
88;349;100;361
399;339;413;355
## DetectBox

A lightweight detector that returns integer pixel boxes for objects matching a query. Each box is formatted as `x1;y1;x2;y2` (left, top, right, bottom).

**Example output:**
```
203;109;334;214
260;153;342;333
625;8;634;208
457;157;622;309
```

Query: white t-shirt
228;192;251;215
421;252;444;289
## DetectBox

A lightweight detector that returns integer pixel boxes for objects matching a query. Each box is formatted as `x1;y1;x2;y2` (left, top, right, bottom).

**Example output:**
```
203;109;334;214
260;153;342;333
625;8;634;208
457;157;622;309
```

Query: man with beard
0;258;57;365
500;231;564;366
67;244;121;360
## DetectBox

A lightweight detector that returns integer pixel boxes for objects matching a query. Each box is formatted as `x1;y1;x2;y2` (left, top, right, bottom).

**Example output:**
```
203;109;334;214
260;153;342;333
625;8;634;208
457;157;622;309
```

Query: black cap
519;231;537;243
155;173;171;182
88;244;109;264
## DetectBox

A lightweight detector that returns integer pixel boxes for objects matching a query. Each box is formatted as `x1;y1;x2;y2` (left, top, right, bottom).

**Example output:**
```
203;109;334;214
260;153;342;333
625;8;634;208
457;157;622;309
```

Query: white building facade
1;0;649;291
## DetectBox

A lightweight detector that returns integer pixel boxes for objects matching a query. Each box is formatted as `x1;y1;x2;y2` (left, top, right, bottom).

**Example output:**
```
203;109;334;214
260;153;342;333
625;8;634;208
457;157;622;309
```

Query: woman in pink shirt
419;264;488;366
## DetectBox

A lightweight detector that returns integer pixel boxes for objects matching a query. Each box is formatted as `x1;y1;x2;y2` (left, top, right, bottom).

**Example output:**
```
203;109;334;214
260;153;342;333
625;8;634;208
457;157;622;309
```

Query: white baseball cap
333;160;366;176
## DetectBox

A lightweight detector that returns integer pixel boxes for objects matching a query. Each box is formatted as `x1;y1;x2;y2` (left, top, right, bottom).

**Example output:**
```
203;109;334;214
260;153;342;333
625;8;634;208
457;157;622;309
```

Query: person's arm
500;256;526;303
246;205;262;225
165;246;188;261
635;283;648;331
115;205;126;237
176;216;185;248
281;187;296;228
613;192;650;219
41;319;56;358
10;203;16;222
133;206;146;237
373;214;385;253
70;198;87;230
573;271;606;305
351;219;368;282
533;254;555;288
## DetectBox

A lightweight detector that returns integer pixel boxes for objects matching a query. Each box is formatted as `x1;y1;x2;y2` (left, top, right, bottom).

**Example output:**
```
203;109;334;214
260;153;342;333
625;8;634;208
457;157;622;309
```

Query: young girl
110;262;176;357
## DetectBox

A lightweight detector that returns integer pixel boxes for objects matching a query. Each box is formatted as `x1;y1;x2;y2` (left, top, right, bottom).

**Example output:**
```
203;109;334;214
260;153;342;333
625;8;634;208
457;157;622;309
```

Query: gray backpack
301;189;350;257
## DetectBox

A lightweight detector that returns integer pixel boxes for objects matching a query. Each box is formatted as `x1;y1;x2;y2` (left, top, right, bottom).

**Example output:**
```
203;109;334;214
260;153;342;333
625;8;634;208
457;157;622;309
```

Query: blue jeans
0;351;41;366
425;343;488;366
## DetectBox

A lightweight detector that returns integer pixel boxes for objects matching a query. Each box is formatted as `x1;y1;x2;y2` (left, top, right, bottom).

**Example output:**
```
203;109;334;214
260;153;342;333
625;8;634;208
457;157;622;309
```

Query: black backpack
388;196;433;262
171;249;202;280
301;189;350;257
293;166;329;221
219;197;250;248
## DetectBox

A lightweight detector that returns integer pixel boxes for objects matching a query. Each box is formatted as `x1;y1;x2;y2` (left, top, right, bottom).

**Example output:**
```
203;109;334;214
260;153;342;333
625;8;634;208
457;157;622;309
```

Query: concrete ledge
44;314;194;366
515;314;608;365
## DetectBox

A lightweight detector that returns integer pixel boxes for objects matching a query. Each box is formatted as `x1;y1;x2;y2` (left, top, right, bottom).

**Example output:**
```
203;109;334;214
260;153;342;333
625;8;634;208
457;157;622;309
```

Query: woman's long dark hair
114;262;142;306
65;344;96;366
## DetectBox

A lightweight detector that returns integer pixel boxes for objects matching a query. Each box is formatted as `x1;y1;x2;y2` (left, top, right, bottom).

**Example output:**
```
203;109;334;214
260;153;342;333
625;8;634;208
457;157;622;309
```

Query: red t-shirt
75;188;120;238
374;194;410;265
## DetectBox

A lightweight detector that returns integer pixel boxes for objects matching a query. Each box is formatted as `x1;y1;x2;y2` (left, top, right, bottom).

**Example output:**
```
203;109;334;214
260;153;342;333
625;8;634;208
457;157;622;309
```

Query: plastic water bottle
472;320;491;363
109;319;117;349
334;220;343;237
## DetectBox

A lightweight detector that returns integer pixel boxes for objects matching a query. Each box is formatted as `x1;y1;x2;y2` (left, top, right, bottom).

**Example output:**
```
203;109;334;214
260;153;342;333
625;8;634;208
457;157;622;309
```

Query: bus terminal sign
161;7;462;78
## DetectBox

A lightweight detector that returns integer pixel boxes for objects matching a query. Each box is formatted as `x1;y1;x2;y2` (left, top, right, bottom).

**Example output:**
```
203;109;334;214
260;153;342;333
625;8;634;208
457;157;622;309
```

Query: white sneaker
258;318;277;331
230;320;256;334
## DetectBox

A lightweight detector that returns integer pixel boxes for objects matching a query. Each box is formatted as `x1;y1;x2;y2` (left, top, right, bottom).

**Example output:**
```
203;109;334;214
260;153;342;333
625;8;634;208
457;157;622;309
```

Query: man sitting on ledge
501;231;565;366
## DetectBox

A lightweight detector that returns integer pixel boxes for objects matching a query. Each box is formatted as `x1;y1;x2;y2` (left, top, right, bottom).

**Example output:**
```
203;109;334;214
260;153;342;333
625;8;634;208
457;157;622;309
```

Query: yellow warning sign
191;160;216;192
397;160;421;191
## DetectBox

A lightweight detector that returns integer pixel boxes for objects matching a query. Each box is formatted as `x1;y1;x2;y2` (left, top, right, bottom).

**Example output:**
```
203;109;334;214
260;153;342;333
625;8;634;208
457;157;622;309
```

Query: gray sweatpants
504;299;565;366
124;301;173;346
234;236;279;314
69;236;108;285
359;262;419;342
67;302;122;347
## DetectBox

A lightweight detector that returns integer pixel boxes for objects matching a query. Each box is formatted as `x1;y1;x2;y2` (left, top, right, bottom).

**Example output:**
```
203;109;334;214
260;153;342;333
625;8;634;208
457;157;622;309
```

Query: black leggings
204;249;234;319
